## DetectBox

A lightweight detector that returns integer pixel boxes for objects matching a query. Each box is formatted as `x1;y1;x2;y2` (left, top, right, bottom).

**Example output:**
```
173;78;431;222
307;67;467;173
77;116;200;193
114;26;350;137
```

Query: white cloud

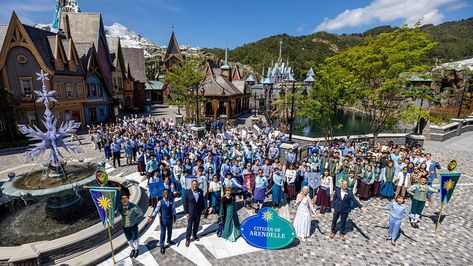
446;1;470;11
314;0;465;32
297;22;307;32
0;0;52;25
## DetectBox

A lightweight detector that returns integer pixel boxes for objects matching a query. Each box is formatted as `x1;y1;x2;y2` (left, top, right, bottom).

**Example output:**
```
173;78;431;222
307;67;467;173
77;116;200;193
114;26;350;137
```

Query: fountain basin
1;161;99;199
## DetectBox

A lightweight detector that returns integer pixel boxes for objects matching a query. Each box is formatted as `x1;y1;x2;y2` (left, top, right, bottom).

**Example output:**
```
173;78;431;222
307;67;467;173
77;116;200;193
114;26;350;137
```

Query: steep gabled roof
164;31;183;62
107;37;119;67
61;12;101;48
0;25;8;52
122;47;146;82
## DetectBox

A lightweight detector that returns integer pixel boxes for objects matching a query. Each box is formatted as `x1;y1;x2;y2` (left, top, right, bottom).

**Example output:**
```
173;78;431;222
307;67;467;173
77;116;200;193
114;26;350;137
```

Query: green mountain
203;18;473;79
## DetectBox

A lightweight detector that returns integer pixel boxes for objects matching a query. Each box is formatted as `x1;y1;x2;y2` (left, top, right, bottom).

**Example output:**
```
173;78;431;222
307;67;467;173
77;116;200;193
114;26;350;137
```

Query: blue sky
1;0;472;48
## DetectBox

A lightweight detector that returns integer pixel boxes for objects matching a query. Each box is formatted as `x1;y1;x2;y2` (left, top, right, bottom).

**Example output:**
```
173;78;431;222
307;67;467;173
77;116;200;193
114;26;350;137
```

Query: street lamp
287;73;297;143
246;75;256;117
193;84;205;126
262;78;274;112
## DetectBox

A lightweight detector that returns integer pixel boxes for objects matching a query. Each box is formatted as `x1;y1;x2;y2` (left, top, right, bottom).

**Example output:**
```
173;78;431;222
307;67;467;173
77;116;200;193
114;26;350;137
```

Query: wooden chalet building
0;12;88;139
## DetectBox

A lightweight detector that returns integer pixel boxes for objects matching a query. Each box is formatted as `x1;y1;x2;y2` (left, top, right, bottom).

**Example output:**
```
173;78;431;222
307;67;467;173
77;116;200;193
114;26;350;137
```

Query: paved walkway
1;106;472;265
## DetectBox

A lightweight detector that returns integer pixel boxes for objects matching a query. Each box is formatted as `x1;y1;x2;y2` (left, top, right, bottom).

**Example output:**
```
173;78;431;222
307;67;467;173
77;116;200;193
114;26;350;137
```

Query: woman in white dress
293;186;317;241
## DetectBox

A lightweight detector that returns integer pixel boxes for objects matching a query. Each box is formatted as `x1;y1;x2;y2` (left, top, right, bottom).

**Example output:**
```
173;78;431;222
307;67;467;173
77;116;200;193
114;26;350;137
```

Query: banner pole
435;202;445;233
107;223;116;264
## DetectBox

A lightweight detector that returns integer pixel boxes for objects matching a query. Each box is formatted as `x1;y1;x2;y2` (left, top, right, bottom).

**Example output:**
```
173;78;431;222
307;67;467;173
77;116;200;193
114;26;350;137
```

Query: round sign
95;170;108;186
447;160;457;172
240;207;295;250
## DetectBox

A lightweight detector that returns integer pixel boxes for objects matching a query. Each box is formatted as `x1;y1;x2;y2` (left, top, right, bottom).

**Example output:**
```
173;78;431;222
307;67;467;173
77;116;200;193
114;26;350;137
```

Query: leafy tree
295;63;356;142
164;60;205;116
324;24;436;143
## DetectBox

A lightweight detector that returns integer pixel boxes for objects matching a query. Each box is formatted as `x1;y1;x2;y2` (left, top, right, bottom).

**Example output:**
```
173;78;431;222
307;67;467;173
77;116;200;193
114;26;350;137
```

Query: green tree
164;60;205;116
295;63;356;142
324;25;436;143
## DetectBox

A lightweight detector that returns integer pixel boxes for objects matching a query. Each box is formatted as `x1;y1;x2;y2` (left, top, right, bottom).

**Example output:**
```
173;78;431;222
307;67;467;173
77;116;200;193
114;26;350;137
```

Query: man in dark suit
183;180;211;247
329;180;367;241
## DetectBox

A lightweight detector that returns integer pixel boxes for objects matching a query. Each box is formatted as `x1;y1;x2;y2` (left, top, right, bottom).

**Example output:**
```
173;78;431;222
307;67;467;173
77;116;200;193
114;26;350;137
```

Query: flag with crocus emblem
90;188;117;228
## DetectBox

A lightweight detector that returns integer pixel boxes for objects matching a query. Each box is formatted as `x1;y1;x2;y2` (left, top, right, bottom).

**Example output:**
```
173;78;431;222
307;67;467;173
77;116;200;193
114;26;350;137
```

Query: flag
149;181;164;198
439;173;461;205
90;188;117;228
335;173;348;188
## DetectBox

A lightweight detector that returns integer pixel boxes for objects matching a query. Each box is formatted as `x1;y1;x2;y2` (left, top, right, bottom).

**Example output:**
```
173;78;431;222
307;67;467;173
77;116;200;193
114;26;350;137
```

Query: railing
430;107;471;117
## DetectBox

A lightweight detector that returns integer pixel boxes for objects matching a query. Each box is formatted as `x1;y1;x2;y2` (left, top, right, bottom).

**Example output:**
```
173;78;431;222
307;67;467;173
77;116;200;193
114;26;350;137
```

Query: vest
160;198;174;221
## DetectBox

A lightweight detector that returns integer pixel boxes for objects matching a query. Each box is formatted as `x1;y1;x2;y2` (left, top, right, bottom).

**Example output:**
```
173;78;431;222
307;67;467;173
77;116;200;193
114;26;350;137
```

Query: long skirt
253;187;266;203
137;161;145;173
104;146;111;159
210;191;221;211
272;184;282;204
357;181;371;200
315;186;330;208
372;181;381;196
380;181;395;198
286;183;296;198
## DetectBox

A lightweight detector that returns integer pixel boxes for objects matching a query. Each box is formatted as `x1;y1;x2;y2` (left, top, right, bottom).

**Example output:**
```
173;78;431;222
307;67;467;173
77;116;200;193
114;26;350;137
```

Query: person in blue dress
383;194;409;246
380;160;396;198
272;167;284;208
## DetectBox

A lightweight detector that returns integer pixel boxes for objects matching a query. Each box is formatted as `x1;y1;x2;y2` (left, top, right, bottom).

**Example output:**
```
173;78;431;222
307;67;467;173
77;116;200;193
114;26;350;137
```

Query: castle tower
52;0;80;30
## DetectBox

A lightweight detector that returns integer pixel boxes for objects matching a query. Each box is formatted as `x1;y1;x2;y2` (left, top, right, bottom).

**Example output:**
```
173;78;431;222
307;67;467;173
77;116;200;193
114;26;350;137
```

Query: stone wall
428;116;473;141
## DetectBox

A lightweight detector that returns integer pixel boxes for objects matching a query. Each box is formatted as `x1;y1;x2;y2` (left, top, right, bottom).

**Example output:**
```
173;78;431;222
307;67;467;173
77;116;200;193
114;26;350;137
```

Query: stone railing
252;125;425;164
429;116;473;141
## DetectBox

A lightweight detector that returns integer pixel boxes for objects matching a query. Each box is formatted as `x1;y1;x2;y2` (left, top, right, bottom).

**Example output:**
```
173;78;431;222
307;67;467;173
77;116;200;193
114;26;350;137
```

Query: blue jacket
330;188;362;214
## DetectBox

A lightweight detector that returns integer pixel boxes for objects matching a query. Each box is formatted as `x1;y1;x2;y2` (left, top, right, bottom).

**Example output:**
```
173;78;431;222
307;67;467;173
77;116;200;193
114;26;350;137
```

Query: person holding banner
407;176;438;228
148;189;176;254
116;190;143;258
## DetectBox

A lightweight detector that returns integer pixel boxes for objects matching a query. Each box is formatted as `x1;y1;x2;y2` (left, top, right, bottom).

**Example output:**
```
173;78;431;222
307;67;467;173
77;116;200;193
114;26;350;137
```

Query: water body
292;109;372;138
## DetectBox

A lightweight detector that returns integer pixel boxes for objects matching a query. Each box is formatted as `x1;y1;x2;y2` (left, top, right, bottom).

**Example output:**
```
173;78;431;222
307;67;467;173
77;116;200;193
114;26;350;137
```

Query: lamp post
193;84;204;126
287;74;296;143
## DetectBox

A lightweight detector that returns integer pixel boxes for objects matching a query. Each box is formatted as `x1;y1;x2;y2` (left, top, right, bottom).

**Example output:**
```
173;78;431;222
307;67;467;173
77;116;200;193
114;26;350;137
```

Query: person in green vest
347;170;357;191
407;176;438;228
372;161;383;197
380;160;396;198
357;165;374;200
218;187;240;241
116;189;144;258
338;159;351;174
319;150;330;174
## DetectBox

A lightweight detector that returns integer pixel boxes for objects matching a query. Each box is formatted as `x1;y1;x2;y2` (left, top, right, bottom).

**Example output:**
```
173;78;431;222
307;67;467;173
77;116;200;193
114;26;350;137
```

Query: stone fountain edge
0;176;150;265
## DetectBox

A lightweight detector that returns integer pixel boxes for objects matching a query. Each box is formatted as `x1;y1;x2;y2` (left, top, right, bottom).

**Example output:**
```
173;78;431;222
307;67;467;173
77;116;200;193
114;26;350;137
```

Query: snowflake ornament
18;69;82;165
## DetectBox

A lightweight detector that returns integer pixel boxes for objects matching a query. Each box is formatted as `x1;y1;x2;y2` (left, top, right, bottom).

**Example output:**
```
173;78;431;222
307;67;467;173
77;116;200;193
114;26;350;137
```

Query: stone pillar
175;114;183;125
280;142;300;166
191;126;205;139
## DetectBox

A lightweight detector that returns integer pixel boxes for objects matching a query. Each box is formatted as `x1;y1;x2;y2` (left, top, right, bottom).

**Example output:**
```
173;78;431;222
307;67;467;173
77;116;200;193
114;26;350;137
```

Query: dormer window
19;77;33;97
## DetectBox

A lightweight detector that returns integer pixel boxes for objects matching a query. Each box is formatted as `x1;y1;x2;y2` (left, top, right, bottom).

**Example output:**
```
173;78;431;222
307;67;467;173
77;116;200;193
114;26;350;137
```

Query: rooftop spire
277;38;283;65
221;39;230;70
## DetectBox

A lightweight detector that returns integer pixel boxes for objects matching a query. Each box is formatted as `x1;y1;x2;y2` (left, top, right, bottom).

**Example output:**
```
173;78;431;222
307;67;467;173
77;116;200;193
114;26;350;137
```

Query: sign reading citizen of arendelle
240;207;296;249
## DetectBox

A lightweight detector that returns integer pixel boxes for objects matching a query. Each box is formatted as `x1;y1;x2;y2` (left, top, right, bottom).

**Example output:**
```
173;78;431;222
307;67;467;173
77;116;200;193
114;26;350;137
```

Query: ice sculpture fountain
1;70;100;220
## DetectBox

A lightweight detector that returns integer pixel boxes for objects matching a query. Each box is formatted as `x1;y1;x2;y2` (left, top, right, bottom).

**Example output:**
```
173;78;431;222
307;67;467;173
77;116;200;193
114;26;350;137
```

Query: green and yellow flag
90;188;117;228
439;173;461;205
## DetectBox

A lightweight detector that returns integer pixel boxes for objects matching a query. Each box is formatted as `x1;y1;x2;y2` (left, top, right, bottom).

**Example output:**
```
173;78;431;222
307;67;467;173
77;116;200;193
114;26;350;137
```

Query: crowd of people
88;115;441;256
